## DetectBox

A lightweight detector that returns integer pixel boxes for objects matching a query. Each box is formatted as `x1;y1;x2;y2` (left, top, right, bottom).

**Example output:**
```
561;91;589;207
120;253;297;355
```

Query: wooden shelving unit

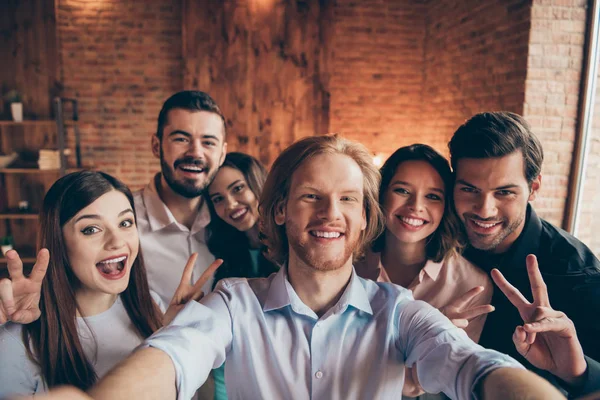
0;213;38;219
0;99;82;271
0;120;55;126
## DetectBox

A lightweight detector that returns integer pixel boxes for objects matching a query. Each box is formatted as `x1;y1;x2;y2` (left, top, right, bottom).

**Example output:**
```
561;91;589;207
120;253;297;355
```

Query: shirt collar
420;259;443;282
507;204;542;268
361;250;442;284
263;266;373;318
142;173;211;234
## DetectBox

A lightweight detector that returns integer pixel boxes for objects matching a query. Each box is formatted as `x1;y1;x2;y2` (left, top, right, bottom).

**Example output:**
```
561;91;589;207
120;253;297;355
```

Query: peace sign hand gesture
0;249;49;324
491;254;587;385
163;254;223;326
440;286;495;329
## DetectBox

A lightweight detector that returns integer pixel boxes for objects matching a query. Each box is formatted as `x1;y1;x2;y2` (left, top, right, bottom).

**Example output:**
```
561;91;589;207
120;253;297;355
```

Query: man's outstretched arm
89;348;176;400
9;348;176;400
478;367;565;400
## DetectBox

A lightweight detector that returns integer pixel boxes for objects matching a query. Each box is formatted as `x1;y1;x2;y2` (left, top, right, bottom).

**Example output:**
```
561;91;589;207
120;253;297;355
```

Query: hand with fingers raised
491;254;588;386
162;253;223;326
0;249;49;324
440;285;495;330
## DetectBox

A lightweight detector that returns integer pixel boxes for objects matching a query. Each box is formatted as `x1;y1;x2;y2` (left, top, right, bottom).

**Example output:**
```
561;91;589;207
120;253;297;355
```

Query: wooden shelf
0;168;83;174
0;248;37;264
0;213;38;220
0;120;55;126
0;256;36;263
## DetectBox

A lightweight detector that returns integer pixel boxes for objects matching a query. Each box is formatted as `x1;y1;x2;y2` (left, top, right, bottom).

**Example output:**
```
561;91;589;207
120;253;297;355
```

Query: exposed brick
57;0;183;189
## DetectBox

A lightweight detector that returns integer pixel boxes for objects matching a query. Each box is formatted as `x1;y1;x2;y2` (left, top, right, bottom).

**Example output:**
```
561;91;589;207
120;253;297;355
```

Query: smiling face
453;151;540;253
152;109;227;198
62;190;139;296
208;166;259;232
383;160;445;246
275;153;367;272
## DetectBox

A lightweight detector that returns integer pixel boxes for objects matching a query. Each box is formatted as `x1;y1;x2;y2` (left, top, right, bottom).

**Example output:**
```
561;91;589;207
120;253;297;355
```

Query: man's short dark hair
448;111;544;184
156;91;226;140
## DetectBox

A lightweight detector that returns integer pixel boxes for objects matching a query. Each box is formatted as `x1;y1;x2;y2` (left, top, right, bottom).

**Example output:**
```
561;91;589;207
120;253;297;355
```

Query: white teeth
180;164;203;172
400;216;425;227
231;209;247;219
473;220;500;229
99;256;126;264
312;231;341;238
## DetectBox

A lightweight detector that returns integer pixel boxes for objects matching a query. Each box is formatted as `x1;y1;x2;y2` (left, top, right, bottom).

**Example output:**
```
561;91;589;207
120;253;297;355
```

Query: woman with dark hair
355;144;494;399
206;152;279;284
205;152;279;400
0;171;218;396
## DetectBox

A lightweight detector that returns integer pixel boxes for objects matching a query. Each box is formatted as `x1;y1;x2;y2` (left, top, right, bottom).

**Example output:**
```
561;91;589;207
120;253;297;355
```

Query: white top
133;174;215;305
0;293;167;397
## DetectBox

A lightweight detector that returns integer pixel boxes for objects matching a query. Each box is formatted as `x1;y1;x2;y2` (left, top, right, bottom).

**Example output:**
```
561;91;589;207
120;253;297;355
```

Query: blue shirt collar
263;265;373;318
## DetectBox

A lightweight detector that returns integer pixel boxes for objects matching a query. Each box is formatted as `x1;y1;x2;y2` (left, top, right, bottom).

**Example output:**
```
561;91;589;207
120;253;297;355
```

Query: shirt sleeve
150;289;168;314
0;324;45;397
397;299;524;400
565;355;600;398
144;287;234;400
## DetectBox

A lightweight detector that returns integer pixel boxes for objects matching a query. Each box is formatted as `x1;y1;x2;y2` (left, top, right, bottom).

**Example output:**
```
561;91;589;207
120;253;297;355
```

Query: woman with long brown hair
0;170;218;396
354;144;494;399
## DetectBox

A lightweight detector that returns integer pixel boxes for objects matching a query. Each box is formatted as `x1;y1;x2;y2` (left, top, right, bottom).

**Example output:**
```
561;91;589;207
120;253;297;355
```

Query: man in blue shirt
32;135;562;400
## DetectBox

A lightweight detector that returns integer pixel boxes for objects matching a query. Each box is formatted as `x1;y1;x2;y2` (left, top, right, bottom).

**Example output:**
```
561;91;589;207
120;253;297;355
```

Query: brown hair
23;171;163;390
449;111;544;186
373;144;463;262
260;135;385;264
156;90;226;140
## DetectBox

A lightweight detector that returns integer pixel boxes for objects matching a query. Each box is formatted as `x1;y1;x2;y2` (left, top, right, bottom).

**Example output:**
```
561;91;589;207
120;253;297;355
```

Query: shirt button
315;370;323;379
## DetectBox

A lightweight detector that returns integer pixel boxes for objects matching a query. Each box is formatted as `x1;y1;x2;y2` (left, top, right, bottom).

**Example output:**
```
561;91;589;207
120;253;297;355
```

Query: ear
151;135;161;159
528;174;542;202
219;142;228;167
274;199;286;226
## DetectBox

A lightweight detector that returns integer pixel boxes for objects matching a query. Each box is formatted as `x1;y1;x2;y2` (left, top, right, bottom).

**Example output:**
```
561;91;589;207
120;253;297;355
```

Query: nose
474;193;497;219
105;227;126;250
407;193;424;213
317;197;342;221
186;138;204;159
224;194;238;210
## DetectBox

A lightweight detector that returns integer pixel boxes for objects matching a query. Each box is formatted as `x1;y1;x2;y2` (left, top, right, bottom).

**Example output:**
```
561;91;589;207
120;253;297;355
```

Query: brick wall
328;0;428;161
421;0;531;155
53;0;599;256
57;0;183;189
523;0;588;226
329;0;531;159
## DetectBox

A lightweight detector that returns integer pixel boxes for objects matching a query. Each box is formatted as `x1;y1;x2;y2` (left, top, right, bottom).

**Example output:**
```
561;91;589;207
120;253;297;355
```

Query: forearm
88;347;177;400
479;368;565;400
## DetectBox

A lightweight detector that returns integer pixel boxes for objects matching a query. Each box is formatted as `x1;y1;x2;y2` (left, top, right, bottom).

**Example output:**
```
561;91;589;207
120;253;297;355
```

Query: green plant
3;90;22;104
0;235;14;246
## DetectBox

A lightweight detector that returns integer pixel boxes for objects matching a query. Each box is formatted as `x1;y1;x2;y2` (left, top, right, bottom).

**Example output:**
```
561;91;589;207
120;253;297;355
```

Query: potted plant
1;235;14;256
3;90;23;122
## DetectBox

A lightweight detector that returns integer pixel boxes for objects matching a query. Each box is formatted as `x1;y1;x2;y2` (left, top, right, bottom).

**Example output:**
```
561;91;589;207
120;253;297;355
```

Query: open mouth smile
96;255;128;280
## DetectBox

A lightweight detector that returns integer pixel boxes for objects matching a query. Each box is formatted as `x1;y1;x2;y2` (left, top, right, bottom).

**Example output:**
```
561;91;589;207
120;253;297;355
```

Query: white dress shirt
133;174;215;305
146;267;524;400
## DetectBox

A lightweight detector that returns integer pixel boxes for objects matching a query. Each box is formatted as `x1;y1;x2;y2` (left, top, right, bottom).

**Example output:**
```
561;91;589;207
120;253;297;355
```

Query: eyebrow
391;180;444;194
74;208;134;223
167;130;220;142
209;179;243;197
456;179;520;191
297;185;362;194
